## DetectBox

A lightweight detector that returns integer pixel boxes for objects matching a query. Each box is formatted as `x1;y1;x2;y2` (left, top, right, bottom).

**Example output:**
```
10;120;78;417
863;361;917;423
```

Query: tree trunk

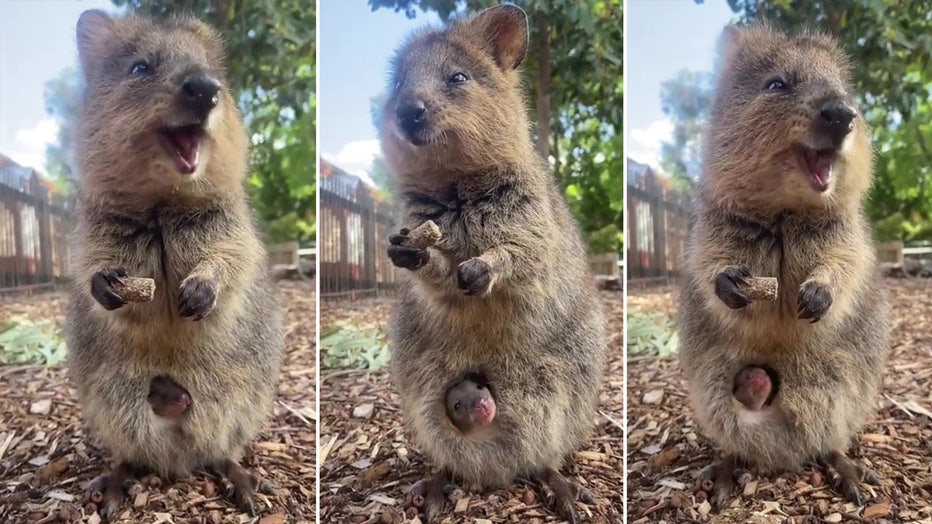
535;18;551;160
552;125;562;185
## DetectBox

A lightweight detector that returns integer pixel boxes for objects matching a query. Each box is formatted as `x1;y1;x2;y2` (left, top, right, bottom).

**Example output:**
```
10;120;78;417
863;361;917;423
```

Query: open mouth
160;124;204;175
797;145;838;193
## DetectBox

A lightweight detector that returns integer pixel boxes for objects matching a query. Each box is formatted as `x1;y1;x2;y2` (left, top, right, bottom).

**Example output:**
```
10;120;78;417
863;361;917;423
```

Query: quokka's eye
129;60;151;76
763;77;787;92
448;72;468;84
454;402;462;411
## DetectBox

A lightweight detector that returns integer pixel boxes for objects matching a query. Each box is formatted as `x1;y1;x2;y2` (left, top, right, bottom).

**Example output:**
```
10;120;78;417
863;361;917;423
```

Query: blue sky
626;0;736;169
0;0;118;173
319;1;441;183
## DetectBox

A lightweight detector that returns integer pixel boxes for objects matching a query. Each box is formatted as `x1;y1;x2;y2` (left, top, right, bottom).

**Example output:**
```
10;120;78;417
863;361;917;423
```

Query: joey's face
76;10;244;193
708;26;872;209
445;380;496;433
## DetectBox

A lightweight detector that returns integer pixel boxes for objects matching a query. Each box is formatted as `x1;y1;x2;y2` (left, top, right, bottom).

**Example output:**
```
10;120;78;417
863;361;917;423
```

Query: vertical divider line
621;1;629;521
314;1;322;521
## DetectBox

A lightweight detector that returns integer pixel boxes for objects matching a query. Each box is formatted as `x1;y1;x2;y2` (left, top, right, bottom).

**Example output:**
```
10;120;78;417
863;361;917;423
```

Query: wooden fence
626;167;691;287
318;168;397;299
0;170;70;293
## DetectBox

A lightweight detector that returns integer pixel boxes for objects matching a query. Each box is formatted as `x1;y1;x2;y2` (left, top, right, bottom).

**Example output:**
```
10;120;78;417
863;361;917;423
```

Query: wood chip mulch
319;291;624;523
0;280;316;524
627;277;932;523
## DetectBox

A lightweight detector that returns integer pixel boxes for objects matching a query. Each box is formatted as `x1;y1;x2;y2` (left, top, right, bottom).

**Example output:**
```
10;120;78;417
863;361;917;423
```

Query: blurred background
627;0;932;285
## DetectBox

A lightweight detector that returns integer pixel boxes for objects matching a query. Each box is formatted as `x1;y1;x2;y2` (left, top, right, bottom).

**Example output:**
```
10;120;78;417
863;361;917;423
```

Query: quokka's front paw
178;276;217;320
387;229;430;270
457;258;494;296
90;267;128;310
714;265;752;309
798;280;832;322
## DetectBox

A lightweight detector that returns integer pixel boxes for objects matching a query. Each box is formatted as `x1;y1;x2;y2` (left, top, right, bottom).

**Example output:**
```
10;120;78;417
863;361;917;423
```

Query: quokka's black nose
181;73;221;120
818;100;856;146
395;98;428;140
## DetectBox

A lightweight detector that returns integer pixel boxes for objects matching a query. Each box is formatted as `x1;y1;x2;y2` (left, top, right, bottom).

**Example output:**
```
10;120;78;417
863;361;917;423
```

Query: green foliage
586;223;624;254
0;317;68;366
626;312;678;358
368;0;623;253
44;0;315;243
320;322;391;371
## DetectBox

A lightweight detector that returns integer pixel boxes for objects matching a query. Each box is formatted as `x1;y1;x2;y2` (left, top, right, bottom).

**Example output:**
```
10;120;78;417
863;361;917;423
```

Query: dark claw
714;265;752;309
178;277;216;320
387;244;429;270
88;462;141;521
822;450;869;505
90;267;128;310
407;472;454;524
699;455;738;510
208;459;260;516
388;232;408;245
798;280;832;322
456;258;493;296
534;468;581;524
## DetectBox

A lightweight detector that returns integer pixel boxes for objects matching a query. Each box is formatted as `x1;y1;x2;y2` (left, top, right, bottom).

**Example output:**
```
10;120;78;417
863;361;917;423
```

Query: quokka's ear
76;10;115;80
468;4;529;71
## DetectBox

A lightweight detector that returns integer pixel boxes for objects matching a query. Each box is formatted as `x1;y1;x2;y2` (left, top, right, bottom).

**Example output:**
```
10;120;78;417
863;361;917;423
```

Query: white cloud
627;119;674;171
323;139;382;187
6;118;60;174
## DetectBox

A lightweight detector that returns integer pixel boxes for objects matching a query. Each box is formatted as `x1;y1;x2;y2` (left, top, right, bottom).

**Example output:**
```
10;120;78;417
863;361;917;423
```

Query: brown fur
678;24;890;506
381;5;606;522
65;9;284;515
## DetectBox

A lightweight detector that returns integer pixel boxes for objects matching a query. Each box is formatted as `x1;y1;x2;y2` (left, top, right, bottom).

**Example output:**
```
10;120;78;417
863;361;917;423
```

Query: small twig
0;364;43;380
599;410;624;432
884;394;915;419
277;399;315;426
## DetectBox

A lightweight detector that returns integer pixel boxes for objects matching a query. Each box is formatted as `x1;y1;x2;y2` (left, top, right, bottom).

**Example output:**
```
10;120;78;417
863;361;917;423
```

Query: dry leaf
864;502;891;519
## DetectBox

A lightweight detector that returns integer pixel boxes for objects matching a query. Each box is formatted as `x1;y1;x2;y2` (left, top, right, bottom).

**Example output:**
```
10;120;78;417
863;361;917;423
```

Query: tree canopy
44;0;316;243
368;0;624;254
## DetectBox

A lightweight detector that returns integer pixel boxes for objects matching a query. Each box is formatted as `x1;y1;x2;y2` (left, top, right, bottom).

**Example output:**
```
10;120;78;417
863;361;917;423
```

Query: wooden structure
0;155;70;293
626;158;691;287
318;158;396;299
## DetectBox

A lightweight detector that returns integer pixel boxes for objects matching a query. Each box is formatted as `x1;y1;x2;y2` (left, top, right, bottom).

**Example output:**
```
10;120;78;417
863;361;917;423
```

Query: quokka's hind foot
85;462;149;521
819;450;878;506
406;470;456;523
698;453;739;510
534;467;587;524
207;459;261;516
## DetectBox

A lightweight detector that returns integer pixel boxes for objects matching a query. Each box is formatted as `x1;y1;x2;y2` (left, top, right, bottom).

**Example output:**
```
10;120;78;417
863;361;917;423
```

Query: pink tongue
169;131;200;174
805;150;832;187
